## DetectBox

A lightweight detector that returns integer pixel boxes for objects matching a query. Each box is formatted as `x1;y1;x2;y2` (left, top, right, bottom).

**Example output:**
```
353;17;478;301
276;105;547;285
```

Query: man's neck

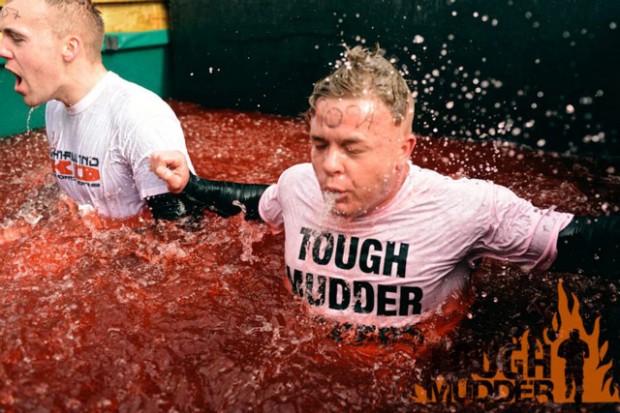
57;61;108;108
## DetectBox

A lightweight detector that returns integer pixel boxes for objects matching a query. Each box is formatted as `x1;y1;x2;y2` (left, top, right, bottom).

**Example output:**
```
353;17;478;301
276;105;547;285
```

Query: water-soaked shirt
259;162;574;328
46;72;193;219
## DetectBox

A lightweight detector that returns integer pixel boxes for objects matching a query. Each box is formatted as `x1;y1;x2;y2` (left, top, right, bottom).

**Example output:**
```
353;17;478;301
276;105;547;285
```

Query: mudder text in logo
410;281;620;404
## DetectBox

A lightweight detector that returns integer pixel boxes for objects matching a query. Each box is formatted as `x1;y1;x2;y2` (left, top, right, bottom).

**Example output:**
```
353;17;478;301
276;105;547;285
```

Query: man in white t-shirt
150;46;619;342
0;0;193;219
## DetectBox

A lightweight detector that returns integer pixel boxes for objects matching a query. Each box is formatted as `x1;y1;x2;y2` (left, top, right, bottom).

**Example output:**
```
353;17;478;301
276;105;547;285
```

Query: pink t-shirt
259;163;574;328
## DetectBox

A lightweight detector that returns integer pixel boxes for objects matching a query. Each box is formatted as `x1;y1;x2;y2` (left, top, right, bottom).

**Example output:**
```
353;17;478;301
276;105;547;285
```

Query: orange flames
546;281;619;402
411;281;620;404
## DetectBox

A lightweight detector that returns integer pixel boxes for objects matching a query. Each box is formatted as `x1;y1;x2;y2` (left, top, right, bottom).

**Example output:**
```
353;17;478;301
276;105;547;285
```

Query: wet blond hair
45;0;105;61
307;45;412;125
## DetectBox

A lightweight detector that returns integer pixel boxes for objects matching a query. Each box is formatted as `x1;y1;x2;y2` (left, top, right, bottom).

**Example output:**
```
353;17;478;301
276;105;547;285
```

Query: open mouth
323;189;346;199
14;73;23;89
323;189;348;207
323;184;347;194
6;68;23;91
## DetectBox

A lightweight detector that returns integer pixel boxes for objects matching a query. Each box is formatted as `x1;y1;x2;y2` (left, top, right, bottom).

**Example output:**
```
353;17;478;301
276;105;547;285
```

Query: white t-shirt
259;163;574;328
46;72;193;219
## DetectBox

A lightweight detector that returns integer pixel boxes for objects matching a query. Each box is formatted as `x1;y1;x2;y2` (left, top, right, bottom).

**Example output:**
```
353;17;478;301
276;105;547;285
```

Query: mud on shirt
46;72;193;219
259;163;573;328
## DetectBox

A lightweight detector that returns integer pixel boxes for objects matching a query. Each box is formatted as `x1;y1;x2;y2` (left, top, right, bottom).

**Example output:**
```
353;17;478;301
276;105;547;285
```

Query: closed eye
2;26;26;42
344;146;365;155
311;136;328;150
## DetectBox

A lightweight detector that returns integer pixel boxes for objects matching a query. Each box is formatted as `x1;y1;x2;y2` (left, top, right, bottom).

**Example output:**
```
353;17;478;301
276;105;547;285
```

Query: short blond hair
45;0;105;61
307;45;412;125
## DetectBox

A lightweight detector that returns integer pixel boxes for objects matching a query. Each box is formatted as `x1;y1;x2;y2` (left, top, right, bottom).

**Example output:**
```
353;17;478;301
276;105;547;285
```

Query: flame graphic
411;281;620;404
546;281;620;402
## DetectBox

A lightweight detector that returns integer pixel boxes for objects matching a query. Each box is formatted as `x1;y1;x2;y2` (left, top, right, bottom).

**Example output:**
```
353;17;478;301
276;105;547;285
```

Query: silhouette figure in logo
558;329;590;403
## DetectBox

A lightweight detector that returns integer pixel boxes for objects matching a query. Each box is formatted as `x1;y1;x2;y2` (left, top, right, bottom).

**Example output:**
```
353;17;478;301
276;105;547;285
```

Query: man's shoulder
275;163;318;197
104;73;172;115
279;163;314;181
412;166;494;197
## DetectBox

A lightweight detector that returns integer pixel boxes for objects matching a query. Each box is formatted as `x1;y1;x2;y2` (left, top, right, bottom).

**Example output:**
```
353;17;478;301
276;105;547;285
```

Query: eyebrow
310;135;365;146
1;27;25;38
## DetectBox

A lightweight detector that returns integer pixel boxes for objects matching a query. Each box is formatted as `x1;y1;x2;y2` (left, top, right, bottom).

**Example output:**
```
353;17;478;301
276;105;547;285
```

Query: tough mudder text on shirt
259;163;573;328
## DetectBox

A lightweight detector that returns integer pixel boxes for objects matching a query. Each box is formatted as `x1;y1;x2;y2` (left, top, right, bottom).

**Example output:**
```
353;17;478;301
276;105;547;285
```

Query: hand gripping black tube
181;173;270;221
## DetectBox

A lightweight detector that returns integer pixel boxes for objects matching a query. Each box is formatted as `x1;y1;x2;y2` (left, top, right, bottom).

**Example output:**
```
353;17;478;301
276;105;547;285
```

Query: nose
0;36;13;60
321;147;345;176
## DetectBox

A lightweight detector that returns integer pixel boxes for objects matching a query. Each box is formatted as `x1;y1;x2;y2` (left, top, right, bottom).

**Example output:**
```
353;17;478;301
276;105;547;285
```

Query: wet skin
309;97;416;218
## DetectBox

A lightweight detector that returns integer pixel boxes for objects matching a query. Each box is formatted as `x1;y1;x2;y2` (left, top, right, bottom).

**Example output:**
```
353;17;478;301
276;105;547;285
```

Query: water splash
25;106;39;135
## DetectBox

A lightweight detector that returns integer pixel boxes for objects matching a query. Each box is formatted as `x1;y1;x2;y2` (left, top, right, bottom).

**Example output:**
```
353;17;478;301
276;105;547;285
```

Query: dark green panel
169;0;620;157
103;46;171;98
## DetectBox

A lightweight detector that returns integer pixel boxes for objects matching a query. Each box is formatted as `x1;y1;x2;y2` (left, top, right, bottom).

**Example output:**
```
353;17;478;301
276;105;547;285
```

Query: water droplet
412;35;425;44
582;132;605;143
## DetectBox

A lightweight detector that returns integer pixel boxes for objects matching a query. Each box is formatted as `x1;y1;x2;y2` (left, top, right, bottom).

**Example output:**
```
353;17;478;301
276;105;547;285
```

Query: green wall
0;30;170;138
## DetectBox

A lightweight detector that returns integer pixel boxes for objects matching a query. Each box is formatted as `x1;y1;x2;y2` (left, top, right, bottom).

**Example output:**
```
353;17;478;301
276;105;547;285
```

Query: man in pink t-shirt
150;46;618;343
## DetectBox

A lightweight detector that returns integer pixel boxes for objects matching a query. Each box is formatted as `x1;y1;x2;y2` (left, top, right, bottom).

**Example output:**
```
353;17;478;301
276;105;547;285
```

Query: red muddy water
0;100;618;412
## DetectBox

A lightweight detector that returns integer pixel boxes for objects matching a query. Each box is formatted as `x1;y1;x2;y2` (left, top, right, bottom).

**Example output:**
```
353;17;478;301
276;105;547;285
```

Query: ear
398;132;416;163
61;36;81;62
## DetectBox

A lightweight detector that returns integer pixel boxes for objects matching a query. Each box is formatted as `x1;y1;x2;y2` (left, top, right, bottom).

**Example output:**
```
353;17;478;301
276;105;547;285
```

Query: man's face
0;0;65;107
310;96;415;218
